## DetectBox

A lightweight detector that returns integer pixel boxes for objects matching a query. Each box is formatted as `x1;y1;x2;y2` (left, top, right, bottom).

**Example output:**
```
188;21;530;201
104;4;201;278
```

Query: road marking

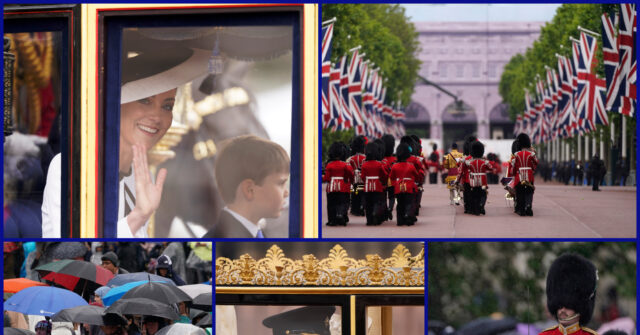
543;195;602;238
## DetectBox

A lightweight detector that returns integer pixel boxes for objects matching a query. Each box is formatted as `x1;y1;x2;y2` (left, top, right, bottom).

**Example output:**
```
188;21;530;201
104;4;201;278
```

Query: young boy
203;135;290;238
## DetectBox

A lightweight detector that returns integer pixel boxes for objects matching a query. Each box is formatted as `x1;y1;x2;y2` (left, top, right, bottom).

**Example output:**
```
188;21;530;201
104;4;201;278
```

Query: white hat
120;47;209;104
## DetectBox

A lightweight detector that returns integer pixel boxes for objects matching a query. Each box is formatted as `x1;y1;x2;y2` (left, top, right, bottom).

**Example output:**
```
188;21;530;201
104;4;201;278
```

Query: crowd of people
537;154;627;191
4;242;212;335
322;133;542;224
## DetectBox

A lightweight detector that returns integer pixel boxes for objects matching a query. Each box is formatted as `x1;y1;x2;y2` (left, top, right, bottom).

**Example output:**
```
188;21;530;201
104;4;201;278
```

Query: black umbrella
52;305;106;325
4;329;35;335
105;297;180;321
195;313;212;327
192;292;212;311
456;317;517;335
120;281;191;305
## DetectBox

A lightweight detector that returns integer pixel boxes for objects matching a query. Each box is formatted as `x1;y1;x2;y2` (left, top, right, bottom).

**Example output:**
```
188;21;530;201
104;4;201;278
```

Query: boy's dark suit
202;210;260;238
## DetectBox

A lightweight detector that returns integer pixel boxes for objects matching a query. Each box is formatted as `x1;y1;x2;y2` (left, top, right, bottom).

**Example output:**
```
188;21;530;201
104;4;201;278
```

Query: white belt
331;177;344;180
519;167;532;170
366;176;379;180
470;173;486;176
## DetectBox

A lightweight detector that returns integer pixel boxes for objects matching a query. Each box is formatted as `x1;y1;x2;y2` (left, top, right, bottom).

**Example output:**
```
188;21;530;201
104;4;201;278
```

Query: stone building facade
408;21;544;147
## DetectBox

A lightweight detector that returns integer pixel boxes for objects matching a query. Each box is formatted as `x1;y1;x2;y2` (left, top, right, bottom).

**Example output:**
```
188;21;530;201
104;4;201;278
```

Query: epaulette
539;325;559;333
581;326;599;335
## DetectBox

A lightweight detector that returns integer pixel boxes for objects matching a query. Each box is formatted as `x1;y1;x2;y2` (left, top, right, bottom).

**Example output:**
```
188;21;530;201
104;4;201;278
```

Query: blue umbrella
4;286;87;316
102;280;168;306
107;273;175;288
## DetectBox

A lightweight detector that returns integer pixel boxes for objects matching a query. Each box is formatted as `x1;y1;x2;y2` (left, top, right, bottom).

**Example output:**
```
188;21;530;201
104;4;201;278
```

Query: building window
456;62;464;78
439;62;447;78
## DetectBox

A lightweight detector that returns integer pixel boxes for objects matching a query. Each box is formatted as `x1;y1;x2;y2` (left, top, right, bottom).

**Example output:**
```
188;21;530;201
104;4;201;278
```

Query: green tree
322;4;421;106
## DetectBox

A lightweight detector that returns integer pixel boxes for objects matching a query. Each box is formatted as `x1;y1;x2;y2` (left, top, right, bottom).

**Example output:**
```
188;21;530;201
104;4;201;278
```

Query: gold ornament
216;244;424;287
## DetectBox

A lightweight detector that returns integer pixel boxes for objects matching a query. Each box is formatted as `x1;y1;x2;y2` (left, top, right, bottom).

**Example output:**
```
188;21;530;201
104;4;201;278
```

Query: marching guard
460;141;493;215
381;134;397;221
459;135;478;214
346;135;367;216
389;143;422;226
512;133;538;216
361;142;389;226
323;142;354;226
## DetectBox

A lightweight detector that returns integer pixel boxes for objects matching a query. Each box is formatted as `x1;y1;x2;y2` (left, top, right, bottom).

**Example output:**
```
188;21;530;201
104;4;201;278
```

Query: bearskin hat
374;138;385;160
516;133;531;149
511;139;521;154
365;142;380;161
350;135;366;154
546;253;598;325
471;141;484;158
328;142;345;161
381;134;396;157
396;143;411;162
463;135;477;155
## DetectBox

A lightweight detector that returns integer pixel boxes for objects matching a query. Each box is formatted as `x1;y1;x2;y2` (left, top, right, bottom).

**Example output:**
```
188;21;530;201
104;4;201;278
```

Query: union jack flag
569;40;583;136
602;11;622;111
348;50;366;135
576;32;608;132
617;4;636;116
321;23;334;129
338;56;353;130
556;55;575;138
328;61;345;130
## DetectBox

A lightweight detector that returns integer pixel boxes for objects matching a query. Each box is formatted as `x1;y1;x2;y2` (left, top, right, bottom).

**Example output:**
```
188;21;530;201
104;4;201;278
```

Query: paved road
321;181;636;238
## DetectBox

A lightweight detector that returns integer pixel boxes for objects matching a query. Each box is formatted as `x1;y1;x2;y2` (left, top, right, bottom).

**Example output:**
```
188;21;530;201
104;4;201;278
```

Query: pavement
320;181;636;238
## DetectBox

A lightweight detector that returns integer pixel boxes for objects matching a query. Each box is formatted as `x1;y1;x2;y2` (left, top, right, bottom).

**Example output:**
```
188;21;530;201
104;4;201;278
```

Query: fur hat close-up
350;135;367;154
516;133;531;149
471;141;484;159
546;253;598;325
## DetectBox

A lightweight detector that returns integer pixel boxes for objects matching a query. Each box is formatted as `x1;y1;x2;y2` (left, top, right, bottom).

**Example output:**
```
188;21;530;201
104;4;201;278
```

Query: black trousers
364;192;386;225
429;173;438;184
395;193;415;226
327;192;350;225
350;185;365;215
515;184;534;213
468;187;487;215
462;183;471;212
386;187;395;213
592;176;601;191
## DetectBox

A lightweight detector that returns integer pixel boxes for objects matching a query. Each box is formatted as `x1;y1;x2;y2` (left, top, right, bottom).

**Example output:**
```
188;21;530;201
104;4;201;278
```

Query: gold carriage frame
216;244;425;335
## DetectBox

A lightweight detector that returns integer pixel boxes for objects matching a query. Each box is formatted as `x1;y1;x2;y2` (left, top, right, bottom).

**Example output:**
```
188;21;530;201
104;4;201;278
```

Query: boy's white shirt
224;207;266;237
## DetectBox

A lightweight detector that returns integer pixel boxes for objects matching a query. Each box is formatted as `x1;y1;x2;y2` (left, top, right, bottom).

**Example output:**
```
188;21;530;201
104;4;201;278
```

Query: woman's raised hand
126;143;168;234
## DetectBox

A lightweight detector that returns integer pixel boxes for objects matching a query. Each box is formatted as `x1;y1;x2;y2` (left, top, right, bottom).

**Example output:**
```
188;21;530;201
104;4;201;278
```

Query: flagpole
577;26;601;38
578;135;581;162
622;115;627;159
322;17;337;26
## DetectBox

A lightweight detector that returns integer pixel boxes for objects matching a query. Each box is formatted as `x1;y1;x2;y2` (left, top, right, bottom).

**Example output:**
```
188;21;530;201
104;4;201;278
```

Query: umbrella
4;328;35;335
156;323;207;335
195;313;212;327
102;280;169;306
105;298;180;320
52;305;106;325
107;272;175;287
178;284;212;299
4;286;88;316
192;292;212;311
4;278;48;293
120;281;191;305
456;317;517;335
36;259;114;296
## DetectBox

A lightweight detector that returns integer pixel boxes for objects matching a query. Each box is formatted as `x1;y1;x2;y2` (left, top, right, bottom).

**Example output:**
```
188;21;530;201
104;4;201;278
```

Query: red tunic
323;161;354;193
512;149;539;185
347;154;366;184
539;324;598;335
406;156;425;184
489;160;501;175
461;158;493;187
361;160;388;192
457;155;473;184
389;162;420;194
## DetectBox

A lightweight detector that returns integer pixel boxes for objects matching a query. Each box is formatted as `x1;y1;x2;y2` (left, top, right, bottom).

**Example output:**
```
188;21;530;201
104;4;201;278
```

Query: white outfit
41;153;148;237
41;153;62;237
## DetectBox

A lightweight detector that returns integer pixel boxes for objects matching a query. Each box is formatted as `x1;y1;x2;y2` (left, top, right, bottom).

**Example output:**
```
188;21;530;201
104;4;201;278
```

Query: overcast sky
402;4;561;22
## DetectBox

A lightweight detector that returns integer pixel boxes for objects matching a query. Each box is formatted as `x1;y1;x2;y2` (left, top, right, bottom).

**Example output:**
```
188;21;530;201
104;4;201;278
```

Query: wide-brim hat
546;253;598;325
262;306;335;335
120;47;210;104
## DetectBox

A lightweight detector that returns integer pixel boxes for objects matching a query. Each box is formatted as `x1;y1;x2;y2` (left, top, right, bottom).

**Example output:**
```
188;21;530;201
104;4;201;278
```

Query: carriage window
365;306;425;334
4;31;63;237
103;13;299;238
218;305;342;335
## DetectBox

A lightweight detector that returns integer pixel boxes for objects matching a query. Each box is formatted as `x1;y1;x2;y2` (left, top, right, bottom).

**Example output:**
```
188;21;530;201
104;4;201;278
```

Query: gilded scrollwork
215;244;424;287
